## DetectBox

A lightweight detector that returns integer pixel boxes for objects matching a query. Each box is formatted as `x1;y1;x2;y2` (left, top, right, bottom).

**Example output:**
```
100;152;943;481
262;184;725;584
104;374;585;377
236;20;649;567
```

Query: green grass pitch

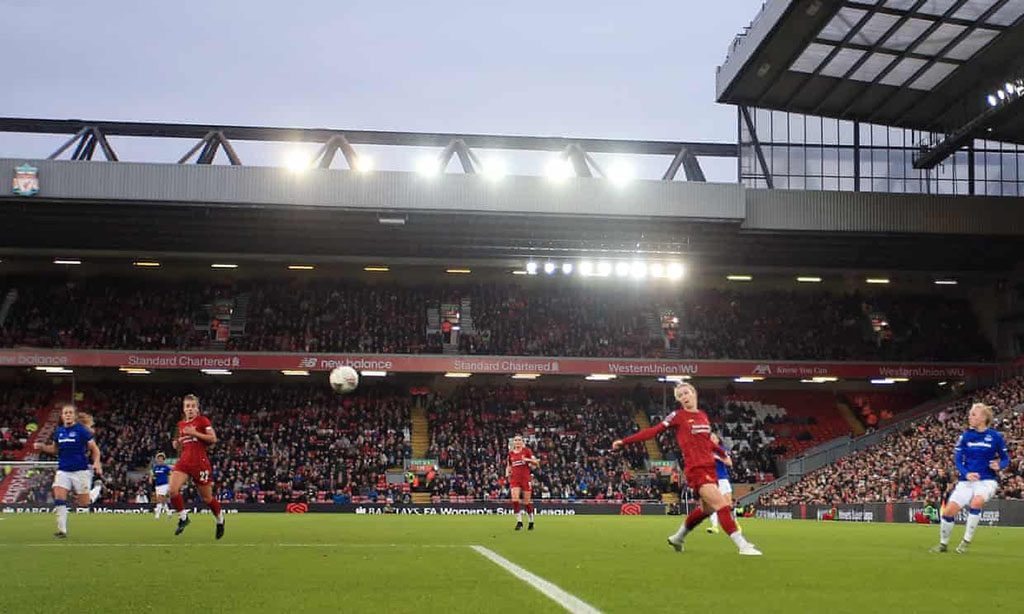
2;513;1022;613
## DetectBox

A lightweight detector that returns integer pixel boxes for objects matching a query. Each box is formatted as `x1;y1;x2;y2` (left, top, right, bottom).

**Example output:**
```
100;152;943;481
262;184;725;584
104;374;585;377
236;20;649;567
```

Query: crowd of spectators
762;376;1024;506
458;285;662;358
0;277;214;350
229;282;439;354
14;375;1008;507
13;382;677;505
0;388;46;460
426;386;660;502
0;276;996;361
17;383;410;505
679;289;993;362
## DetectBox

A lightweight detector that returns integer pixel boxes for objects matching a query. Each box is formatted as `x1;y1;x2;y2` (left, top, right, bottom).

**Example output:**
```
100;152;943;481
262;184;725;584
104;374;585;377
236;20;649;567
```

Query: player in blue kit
33;404;102;538
930;403;1010;554
707;434;740;534
77;412;104;503
152;452;172;519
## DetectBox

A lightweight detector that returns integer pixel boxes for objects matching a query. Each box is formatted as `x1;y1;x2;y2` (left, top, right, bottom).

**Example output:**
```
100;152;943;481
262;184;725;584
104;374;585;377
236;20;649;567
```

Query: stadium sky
1;0;765;180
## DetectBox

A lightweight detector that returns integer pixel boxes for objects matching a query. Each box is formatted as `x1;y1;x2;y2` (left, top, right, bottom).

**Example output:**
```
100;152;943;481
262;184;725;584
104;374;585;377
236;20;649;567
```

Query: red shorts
173;458;213;486
684;466;717;492
510;475;532;492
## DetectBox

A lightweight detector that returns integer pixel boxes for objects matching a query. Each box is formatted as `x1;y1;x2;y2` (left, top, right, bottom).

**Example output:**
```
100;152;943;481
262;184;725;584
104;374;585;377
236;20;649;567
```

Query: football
328;366;359;394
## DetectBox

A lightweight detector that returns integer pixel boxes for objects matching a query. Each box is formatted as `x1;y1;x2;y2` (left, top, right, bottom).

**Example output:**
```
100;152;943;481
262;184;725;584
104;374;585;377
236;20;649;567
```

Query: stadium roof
3;197;1022;272
717;0;1024;144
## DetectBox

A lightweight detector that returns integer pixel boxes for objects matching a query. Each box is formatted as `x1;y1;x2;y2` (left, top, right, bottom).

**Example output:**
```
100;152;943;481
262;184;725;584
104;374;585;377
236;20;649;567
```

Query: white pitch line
4;543;466;548
471;545;601;614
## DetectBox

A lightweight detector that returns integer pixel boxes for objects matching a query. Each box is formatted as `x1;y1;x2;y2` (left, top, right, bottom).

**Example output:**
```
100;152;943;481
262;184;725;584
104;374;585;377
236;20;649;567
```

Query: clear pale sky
0;0;766;180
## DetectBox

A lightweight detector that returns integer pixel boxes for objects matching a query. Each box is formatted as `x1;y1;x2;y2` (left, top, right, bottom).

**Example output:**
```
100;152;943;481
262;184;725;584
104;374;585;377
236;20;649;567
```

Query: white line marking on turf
471;545;601;614
5;543;466;548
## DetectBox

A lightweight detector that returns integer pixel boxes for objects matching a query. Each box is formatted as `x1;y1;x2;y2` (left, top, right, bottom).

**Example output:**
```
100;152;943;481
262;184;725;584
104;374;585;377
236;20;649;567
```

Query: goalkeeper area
1;514;1022;613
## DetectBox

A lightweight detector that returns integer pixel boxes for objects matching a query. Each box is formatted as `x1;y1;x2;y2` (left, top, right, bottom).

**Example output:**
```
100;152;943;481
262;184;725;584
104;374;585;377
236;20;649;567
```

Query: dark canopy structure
718;0;1024;158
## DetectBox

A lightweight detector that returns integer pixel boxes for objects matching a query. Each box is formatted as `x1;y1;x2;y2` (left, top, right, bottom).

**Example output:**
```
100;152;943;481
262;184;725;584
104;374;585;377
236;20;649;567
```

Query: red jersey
508;447;535;478
177;415;213;464
622;408;723;469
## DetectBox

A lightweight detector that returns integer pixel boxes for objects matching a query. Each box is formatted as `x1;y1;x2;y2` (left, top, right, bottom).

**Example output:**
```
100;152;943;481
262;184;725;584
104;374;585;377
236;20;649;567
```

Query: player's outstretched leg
668;507;709;552
715;507;761;556
169;470;191;535
89;477;103;504
957;507;983;553
206;497;225;540
172;494;190;535
707;510;720;534
931;514;956;553
54;498;68;538
175;516;191;535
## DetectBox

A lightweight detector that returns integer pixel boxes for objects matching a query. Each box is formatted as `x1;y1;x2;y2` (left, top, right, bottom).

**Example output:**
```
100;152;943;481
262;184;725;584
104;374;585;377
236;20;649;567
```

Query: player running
930;403;1009;554
613;383;762;556
33;404;102;538
706;433;740;534
168;394;225;539
152;452;172;519
77;412;104;504
507;435;540;531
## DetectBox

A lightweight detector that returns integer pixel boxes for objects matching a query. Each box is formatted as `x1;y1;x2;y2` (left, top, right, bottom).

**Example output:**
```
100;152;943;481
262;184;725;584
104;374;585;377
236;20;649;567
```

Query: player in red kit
613;383;761;556
507;435;540;531
168;394;225;539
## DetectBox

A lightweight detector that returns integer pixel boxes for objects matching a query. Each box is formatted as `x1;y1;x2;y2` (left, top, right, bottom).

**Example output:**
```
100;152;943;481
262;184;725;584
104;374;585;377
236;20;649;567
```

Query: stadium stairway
228;293;251;338
644;313;663;342
0;404;61;504
635;409;680;503
459;297;475;334
410;403;430;459
634;410;662;461
0;288;18;327
836;399;866;436
408;404;433;505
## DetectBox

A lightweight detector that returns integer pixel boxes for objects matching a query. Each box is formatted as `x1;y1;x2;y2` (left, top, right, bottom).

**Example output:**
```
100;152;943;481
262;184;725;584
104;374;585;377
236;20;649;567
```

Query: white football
329;366;359;394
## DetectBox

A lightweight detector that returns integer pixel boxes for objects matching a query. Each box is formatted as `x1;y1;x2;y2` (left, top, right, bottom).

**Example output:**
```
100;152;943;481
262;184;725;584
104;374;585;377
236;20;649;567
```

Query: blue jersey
954;428;1009;481
153;464;171;486
54;423;93;472
714;445;731;480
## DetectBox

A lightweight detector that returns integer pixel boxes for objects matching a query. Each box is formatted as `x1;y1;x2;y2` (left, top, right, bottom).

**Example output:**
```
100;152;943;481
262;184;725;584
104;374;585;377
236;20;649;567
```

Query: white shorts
155;485;169;497
948;480;998;508
53;470;92;494
717;479;733;495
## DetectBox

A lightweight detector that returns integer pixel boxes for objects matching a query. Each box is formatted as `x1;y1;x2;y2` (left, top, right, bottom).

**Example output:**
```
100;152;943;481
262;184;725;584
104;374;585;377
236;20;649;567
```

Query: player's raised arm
614;415;671;449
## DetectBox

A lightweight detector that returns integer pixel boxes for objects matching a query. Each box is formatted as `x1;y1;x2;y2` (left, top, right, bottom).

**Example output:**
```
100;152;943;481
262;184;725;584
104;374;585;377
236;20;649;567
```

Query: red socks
207;498;222;517
171;494;184;512
716;506;739;535
525;504;534;515
684;508;709;531
513;501;521;513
